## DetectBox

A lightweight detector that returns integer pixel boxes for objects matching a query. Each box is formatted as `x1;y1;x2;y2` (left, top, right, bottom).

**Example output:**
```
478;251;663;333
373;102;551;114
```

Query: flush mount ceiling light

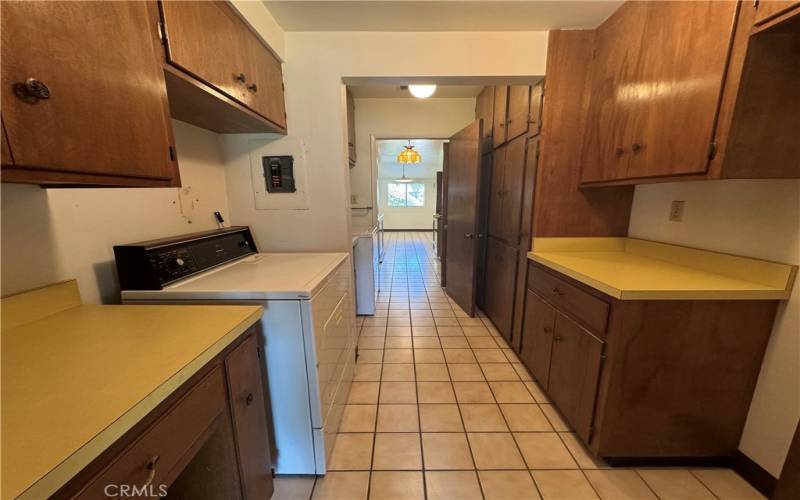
408;84;437;98
395;140;421;183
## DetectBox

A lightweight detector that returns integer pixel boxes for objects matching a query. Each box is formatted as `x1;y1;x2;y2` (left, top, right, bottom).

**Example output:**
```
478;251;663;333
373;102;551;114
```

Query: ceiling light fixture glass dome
408;84;437;98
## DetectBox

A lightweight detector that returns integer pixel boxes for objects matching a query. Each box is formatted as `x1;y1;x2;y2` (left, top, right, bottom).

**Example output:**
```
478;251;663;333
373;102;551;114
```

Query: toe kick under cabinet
520;261;778;462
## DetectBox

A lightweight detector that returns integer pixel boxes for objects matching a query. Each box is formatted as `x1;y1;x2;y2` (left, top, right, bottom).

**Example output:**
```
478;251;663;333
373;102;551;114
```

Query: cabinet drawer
77;366;227;498
528;265;609;334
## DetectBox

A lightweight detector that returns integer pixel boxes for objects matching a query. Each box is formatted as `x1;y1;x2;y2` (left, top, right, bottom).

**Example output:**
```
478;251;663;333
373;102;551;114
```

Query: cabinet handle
464;233;475;239
114;455;159;499
631;143;643;153
235;73;247;83
247;83;258;93
245;393;254;406
543;326;553;333
553;335;563;342
14;78;51;103
551;287;564;296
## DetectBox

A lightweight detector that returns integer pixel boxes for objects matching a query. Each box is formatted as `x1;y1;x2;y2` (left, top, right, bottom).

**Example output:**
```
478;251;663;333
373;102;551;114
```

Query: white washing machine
114;227;356;475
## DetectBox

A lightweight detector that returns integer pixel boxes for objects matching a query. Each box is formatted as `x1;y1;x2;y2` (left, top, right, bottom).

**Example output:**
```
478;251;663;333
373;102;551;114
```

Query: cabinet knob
553;335;563;342
235;73;247;83
551;287;564;296
631;143;643;153
245;393;254;406
543;326;553;333
464;233;475;239
247;83;258;93
15;78;51;103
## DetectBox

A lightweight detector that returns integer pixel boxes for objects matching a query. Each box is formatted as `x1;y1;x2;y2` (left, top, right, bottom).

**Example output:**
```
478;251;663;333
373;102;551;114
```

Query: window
387;183;426;208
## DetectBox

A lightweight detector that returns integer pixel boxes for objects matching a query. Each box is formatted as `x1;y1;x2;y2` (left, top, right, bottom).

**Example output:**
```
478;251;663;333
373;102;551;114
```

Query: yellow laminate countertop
528;237;797;301
1;281;262;500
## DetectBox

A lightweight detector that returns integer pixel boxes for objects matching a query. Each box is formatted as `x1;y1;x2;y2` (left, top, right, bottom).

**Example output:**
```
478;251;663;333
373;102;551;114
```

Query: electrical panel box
262;155;296;193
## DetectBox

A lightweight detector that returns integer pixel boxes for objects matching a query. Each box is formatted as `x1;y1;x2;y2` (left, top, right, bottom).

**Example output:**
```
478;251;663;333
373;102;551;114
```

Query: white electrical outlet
351;194;358;204
669;200;685;222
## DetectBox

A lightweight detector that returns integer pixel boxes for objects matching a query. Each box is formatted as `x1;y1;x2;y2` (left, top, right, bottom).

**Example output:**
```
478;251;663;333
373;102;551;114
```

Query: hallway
274;232;764;500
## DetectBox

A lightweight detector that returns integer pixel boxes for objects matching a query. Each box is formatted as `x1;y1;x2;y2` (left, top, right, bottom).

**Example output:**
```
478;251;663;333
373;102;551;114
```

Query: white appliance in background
114;227;356;475
352;226;377;314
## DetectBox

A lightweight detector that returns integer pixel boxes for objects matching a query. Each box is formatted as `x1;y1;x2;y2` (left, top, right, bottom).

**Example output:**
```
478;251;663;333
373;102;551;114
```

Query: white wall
222;31;547;252
1;121;231;304
628;179;800;477
350;98;476;229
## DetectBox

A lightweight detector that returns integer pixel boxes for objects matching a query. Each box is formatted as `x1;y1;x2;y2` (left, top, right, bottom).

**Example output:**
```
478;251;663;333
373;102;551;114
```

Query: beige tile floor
273;232;765;500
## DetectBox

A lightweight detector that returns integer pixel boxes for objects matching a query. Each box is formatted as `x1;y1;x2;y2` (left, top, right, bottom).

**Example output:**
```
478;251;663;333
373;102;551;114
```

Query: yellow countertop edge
16;307;262;500
527;237;797;301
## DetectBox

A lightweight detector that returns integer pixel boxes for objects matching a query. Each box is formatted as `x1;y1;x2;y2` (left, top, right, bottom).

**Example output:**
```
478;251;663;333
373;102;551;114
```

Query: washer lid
122;252;349;301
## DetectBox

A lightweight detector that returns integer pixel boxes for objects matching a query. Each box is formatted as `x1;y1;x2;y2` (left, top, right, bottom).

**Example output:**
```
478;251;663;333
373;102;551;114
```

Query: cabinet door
1;120;11;166
492;85;509;148
476;86;495;150
346;90;357;166
161;1;252;107
242;32;287;129
487;147;506;240
528;82;544;138
520;291;556;388
1;1;178;182
579;2;647;183
548;314;604;442
484;237;517;340
501;135;527;244
506;85;531;142
226;334;274;500
627;1;737;179
754;1;799;25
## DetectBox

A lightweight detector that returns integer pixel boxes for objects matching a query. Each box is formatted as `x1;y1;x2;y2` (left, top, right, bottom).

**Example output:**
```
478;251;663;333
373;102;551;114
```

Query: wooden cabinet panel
492;85;509;149
1;1;179;185
528;266;609;335
520;291;556;388
628;1;737;180
527;83;544;138
1;121;12;166
500;135;527;244
754;1;799;24
580;2;647;183
548;314;604;442
484;237;518;340
476;86;495;150
506;85;530;142
161;1;286;131
487;146;506;240
226;334;273;500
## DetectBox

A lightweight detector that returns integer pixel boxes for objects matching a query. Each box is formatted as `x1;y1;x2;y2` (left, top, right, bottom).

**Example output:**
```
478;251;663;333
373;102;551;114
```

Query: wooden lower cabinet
57;327;272;499
519;262;778;461
483;237;517;340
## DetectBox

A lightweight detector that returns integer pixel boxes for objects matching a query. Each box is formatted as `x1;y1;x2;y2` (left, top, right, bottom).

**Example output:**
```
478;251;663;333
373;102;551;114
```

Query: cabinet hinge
707;141;718;161
157;21;168;44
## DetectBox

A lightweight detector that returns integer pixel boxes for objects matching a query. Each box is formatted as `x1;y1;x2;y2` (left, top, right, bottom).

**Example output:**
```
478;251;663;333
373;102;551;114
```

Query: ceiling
349;84;483;99
377;139;445;180
263;1;622;32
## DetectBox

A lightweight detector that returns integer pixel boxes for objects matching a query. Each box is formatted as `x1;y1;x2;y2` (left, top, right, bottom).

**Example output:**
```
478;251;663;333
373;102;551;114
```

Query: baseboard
733;451;778;498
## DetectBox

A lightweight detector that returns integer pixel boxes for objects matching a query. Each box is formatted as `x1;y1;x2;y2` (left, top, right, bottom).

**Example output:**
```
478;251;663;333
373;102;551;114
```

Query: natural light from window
387;182;425;208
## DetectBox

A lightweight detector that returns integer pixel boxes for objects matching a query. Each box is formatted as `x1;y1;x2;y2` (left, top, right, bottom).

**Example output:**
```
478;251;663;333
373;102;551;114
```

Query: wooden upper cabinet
627;1;737;180
475;86;495;151
160;1;287;133
754;1;799;25
492;85;509;149
506;85;531;142
1;1;179;186
527;82;544;138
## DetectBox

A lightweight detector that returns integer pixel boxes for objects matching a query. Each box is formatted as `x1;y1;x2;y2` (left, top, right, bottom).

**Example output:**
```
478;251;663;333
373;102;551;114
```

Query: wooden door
1;1;178;182
527;82;544;138
476;86;495;150
501;135;527;244
492;86;509;148
484;237;518;340
627;1;737;180
520;291;556;388
346;89;356;165
506;85;531;141
161;1;252;107
444;120;483;316
226;334;274;500
487;146;506;240
579;2;647;183
242;32;287;129
754;1;799;24
440;143;449;287
548;314;604;442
